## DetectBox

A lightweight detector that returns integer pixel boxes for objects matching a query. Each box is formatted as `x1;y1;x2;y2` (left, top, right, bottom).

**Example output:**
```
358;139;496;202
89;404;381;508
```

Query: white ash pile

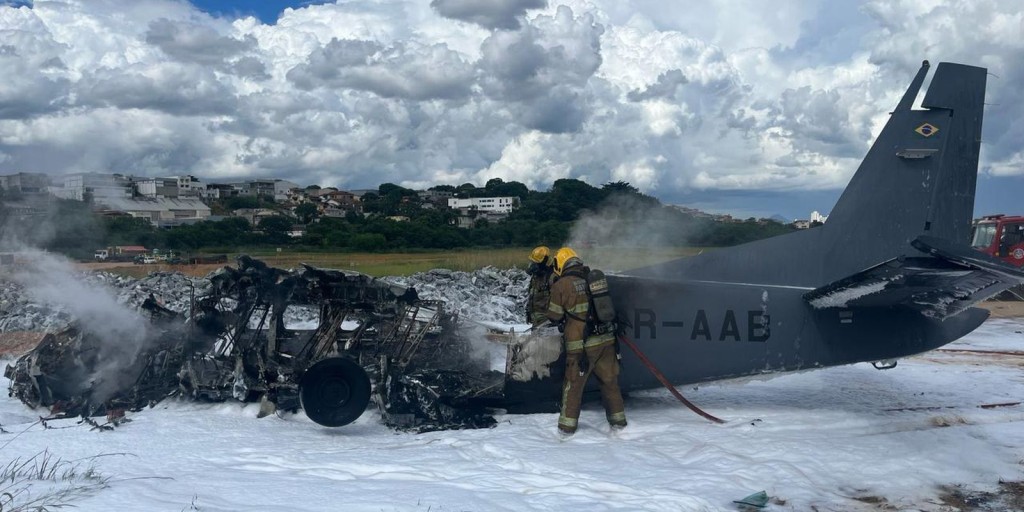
386;266;529;324
0;271;206;332
92;271;208;313
0;279;69;332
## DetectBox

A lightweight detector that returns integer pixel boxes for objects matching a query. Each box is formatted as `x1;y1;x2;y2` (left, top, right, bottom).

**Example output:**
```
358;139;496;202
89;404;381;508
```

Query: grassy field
87;246;709;278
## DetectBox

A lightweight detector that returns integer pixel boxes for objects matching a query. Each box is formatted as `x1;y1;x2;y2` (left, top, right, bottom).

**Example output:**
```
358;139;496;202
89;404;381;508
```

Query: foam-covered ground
1;318;1022;511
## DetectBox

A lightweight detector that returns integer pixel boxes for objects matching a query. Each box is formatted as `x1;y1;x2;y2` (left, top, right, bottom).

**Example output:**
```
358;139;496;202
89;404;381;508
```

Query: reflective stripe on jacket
546;268;614;352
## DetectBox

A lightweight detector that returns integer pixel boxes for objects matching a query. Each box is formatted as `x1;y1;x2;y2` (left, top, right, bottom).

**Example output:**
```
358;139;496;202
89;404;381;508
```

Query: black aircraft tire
300;357;371;427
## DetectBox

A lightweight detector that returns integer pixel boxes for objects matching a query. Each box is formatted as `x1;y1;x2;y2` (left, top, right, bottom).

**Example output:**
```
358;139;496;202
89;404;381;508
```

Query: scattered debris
940;481;1024;511
4;257;551;431
733;490;769;509
931;415;970;428
0;331;48;358
882;402;1020;412
849;494;895;509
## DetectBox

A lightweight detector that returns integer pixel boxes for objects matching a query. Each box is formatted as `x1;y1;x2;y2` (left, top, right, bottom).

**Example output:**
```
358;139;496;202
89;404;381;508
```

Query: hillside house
232;208;282;225
94;197;211;227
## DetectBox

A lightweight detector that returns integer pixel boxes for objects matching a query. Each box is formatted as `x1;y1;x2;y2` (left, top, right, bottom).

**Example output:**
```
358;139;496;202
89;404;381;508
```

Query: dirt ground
77;261;223;278
978;300;1024;318
937;481;1024;512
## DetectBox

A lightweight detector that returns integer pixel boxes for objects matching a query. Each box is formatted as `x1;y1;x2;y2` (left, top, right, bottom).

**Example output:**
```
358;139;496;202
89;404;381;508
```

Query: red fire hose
617;334;726;424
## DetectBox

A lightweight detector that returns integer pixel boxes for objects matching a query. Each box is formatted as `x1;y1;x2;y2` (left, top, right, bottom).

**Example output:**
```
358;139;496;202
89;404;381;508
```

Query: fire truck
971;214;1024;267
972;215;1024;300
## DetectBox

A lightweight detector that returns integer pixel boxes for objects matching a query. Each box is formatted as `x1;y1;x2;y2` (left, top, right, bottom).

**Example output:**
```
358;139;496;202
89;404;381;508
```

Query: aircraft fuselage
608;275;989;393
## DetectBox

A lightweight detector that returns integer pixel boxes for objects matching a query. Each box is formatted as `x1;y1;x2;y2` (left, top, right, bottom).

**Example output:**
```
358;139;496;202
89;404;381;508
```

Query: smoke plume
1;197;152;404
565;194;700;271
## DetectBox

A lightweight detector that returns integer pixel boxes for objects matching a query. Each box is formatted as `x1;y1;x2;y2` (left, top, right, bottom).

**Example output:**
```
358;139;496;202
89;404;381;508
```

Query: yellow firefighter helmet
554;247;581;275
529;246;551;265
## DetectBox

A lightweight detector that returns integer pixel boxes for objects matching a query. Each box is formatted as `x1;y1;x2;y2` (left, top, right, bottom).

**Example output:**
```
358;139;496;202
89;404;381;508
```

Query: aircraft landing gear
300;357;371;427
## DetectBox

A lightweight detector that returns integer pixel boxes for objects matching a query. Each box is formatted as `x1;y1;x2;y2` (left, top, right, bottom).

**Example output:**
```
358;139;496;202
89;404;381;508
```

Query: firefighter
526;246;556;326
546;247;626;435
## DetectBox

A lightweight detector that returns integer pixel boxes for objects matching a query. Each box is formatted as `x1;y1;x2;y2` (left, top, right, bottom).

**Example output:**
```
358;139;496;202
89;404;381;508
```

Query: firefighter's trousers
558;342;626;433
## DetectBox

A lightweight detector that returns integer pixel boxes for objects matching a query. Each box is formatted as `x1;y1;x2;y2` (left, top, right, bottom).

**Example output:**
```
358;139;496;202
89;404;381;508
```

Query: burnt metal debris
4;256;545;431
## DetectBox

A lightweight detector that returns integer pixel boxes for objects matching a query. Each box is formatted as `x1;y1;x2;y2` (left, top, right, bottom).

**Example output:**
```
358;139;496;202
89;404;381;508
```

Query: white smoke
566;194;700;270
10;248;153;401
8;247;149;336
1;210;154;403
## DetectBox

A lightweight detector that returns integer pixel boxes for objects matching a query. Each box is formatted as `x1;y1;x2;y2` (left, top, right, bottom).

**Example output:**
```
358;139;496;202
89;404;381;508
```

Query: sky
0;0;1022;220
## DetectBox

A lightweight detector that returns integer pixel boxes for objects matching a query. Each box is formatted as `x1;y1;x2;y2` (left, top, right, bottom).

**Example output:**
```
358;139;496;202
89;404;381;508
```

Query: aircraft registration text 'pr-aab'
611;60;1024;392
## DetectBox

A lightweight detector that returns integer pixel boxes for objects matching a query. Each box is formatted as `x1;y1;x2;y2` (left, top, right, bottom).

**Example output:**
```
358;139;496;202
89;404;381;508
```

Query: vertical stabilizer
818;61;986;281
627;61;988;287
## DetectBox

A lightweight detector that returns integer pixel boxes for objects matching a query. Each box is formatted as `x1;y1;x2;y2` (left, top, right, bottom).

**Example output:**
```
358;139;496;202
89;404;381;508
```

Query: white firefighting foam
1;315;1022;510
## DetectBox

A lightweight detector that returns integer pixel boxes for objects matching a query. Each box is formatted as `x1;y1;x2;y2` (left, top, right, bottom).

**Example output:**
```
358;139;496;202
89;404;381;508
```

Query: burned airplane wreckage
6;256;563;431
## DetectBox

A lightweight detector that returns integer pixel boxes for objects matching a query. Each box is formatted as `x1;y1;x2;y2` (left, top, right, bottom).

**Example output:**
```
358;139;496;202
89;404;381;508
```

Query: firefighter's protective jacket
546;266;615;352
527;267;555;324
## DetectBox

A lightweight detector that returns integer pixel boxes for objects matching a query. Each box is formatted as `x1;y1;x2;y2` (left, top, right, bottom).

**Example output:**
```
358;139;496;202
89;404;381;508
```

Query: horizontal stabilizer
804;237;1024;319
910;235;1024;281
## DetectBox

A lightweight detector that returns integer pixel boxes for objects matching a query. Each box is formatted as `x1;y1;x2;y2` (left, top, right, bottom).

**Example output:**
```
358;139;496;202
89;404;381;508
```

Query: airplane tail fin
818;61;987;278
626;61;988;288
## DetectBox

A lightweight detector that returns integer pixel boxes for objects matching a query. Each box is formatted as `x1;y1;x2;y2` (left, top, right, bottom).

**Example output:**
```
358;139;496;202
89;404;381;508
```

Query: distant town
0;171;833;260
0;171;828;229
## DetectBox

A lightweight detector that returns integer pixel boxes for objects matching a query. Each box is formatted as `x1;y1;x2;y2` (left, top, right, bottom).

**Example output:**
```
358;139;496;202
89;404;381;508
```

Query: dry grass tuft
0;450;111;511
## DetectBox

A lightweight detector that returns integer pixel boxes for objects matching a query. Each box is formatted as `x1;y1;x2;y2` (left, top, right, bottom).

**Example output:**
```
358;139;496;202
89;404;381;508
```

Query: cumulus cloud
627;69;688;102
144;18;272;78
0;0;1022;218
479;5;603;132
857;0;1024;177
78;63;239;116
288;38;475;100
0;6;71;118
146;18;254;67
431;0;547;30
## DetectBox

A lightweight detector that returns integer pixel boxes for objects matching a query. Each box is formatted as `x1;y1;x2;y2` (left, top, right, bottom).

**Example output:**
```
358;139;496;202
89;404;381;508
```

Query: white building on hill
135;177;180;198
56;173;132;201
447;197;517;214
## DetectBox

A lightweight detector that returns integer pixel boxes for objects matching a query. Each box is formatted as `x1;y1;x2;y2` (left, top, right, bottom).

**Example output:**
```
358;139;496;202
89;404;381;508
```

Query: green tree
345;210;363;223
360;192;381;214
34;199;105;259
295;203;318;224
484;178;530;199
224;196;260;210
259;216;294;245
375;183;419;217
455;182;478;198
352;233;387;251
602;181;639;195
548;179;604;221
104;216;158;247
484;178;505;193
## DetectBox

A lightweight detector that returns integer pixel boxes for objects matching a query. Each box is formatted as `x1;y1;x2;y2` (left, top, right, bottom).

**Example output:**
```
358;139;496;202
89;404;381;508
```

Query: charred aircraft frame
6;256;530;430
